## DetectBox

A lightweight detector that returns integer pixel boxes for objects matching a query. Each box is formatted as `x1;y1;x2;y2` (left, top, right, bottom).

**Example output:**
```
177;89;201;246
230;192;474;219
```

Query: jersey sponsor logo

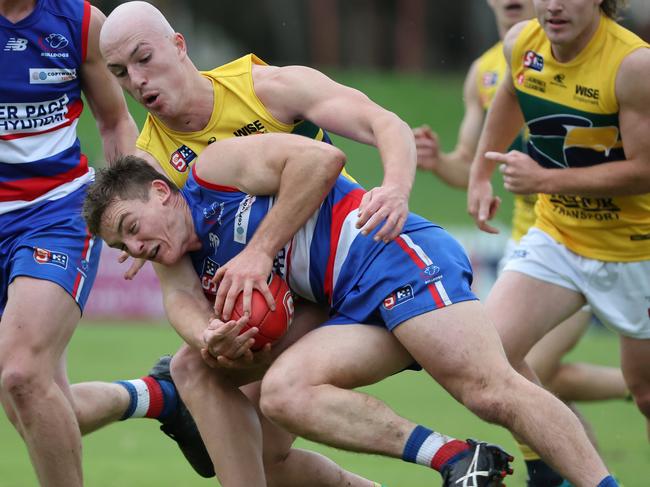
169;145;196;172
523;50;544;71
33;247;68;269
523;76;546;93
549;195;621;221
200;257;220;295
0;95;69;134
482;71;499;87
574;84;600;105
575;84;599;100
551;73;566;88
233;119;267;137
29;68;76;84
382;284;414;310
234;195;256;244
4;38;28;51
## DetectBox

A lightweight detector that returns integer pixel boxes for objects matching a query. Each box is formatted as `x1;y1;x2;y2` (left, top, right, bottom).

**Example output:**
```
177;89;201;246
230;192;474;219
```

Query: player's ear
173;32;187;59
151;179;172;203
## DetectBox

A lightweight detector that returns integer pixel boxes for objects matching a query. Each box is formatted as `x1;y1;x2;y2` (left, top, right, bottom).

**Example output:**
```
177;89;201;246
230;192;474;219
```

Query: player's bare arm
253;64;414;242
195;134;345;320
428;59;486;189
153;257;257;352
80;6;138;162
467;20;529;233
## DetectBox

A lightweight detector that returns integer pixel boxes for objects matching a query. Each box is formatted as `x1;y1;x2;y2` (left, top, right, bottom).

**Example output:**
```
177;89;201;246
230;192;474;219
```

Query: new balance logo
4;38;28;51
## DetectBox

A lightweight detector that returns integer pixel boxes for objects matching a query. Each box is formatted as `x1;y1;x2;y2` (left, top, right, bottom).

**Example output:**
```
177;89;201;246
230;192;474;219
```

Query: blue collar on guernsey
0;0;45;28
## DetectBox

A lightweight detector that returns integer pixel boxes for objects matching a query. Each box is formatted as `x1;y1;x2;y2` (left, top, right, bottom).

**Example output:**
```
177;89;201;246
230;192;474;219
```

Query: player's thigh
486;270;585;365
270;299;329;357
267;324;413;390
525;308;591;383
620;336;650;401
0;276;81;377
392;300;515;400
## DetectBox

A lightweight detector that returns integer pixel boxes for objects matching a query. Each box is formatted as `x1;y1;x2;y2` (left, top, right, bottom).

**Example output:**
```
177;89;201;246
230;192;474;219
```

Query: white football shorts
502;227;650;339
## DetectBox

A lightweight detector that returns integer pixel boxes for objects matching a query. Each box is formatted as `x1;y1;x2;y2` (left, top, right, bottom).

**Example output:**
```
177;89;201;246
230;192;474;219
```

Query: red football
231;273;294;350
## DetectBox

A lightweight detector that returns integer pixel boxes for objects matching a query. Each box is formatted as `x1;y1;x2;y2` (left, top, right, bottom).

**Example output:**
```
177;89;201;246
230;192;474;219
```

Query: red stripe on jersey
0;99;84;140
81;1;91;62
71;232;91;299
192;164;238;192
0;154;88;202
395;236;445;308
323;189;365;302
141;376;164;419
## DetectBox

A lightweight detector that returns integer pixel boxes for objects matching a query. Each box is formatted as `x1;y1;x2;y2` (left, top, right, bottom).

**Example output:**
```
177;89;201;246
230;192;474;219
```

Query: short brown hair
83;155;177;235
600;0;627;19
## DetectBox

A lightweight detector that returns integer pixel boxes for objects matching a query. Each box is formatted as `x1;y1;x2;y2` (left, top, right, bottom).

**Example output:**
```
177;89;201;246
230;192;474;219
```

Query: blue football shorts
324;225;477;331
0;185;102;315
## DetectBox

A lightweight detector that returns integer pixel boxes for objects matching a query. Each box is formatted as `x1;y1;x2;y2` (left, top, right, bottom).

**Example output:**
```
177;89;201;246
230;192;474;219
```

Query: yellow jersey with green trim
477;42;536;242
511;16;650;261
136;54;338;188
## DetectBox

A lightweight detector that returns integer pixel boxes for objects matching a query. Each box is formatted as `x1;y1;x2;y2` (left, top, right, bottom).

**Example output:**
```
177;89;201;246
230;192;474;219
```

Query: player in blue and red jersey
86;132;611;487
0;1;137;485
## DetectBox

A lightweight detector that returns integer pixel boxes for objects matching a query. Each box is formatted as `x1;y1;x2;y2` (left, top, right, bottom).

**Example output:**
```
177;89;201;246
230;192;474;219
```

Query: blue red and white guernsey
0;0;100;314
0;0;92;212
183;166;477;331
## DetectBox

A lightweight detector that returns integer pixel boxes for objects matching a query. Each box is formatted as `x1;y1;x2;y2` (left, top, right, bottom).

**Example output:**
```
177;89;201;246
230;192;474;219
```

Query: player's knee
0;358;46;408
457;378;515;427
169;348;200;391
259;368;306;427
628;385;650;420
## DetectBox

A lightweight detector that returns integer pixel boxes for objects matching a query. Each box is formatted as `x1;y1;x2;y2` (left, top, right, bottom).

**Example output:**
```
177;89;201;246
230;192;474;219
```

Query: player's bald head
100;1;175;54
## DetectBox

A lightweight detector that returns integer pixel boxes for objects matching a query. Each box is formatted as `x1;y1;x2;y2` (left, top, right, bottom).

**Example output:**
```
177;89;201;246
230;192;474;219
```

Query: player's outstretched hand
467;177;501;234
211;248;276;320
356;185;408;243
413;124;441;173
117;251;148;280
203;316;257;361
490;150;549;194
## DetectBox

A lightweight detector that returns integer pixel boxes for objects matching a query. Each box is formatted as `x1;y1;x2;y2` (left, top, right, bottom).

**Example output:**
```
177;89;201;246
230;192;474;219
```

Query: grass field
2;70;647;485
0;323;645;486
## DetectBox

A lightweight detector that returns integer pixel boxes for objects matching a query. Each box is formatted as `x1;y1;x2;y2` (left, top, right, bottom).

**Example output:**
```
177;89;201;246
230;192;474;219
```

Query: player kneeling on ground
83;133;611;487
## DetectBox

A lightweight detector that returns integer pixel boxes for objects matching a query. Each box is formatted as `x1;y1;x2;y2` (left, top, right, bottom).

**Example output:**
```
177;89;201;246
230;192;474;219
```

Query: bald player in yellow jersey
468;1;650;485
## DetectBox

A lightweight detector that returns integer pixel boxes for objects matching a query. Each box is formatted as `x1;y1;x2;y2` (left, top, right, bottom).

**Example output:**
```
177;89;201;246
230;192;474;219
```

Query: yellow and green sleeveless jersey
477;42;536;242
136;54;339;188
511;16;649;261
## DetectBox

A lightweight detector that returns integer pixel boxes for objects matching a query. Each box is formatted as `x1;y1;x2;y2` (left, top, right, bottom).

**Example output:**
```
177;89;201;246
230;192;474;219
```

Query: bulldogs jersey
0;0;92;215
182;166;438;313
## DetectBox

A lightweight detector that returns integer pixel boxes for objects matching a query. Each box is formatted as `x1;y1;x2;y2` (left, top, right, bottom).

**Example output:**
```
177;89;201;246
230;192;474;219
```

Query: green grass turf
0;323;646;486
